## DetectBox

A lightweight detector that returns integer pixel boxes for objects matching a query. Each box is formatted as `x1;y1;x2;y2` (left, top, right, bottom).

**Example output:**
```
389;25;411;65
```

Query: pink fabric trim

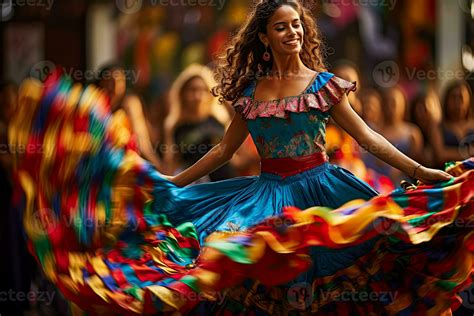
234;76;356;120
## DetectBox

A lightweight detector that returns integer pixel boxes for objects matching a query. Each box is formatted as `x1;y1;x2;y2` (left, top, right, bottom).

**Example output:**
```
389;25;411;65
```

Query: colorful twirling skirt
10;75;474;315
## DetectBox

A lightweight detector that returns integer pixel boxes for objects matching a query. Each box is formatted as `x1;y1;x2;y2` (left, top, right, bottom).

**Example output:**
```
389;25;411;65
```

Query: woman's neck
270;55;310;79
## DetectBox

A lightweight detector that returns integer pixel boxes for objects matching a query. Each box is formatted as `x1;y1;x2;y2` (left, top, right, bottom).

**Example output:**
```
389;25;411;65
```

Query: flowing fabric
10;73;474;315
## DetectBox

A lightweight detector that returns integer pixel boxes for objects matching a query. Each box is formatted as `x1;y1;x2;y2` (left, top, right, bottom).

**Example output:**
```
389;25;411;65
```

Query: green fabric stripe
179;275;200;293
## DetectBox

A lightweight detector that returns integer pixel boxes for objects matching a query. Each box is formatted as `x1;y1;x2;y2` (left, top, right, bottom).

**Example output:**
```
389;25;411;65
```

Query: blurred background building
1;0;473;94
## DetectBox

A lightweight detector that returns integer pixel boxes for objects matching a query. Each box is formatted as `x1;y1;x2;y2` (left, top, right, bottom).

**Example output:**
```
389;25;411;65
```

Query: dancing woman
10;0;473;315
165;0;449;189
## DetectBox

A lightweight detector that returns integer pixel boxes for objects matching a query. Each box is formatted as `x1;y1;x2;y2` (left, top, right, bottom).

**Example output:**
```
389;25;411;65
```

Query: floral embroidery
309;113;319;123
282;132;315;157
255;135;280;158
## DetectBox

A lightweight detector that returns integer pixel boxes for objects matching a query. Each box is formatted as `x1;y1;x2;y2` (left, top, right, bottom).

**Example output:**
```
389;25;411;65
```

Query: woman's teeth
285;40;299;45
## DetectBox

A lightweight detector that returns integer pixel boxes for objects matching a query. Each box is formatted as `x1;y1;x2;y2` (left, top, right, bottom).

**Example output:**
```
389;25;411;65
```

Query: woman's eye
276;28;285;31
293;24;301;28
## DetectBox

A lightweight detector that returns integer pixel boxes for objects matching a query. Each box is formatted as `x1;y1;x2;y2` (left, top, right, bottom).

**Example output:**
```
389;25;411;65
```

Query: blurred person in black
163;64;234;183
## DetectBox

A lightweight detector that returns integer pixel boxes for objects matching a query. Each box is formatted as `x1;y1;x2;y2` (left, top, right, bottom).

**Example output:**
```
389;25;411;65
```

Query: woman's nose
289;26;298;36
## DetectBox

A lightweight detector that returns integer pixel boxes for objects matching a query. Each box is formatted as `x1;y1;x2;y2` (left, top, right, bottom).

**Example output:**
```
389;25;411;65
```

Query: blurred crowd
330;62;474;192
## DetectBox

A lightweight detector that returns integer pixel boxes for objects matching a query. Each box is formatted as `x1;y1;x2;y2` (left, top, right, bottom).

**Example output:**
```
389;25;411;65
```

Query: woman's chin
279;48;302;58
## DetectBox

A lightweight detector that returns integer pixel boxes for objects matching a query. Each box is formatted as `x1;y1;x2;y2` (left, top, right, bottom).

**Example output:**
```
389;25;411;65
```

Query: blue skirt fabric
157;162;384;315
153;162;380;281
156;162;378;242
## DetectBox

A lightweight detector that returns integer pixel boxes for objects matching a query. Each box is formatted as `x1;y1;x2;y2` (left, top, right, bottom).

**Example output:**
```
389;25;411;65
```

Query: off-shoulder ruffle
234;75;356;120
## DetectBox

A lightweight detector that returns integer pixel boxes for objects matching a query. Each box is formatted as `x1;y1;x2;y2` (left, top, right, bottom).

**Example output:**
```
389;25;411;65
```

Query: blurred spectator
97;63;163;171
326;61;366;179
333;60;362;115
145;90;170;158
163;64;234;183
361;88;383;130
359;86;396;191
377;86;423;184
438;80;474;162
410;90;442;167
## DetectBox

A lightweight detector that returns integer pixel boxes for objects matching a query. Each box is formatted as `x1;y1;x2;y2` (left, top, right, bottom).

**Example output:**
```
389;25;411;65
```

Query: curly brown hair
211;0;327;105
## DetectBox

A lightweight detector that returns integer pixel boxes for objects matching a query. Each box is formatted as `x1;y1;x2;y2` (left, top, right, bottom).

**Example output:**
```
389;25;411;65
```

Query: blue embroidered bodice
233;72;356;159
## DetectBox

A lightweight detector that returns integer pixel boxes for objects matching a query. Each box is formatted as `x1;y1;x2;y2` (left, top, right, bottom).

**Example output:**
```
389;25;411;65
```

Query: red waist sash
260;152;328;178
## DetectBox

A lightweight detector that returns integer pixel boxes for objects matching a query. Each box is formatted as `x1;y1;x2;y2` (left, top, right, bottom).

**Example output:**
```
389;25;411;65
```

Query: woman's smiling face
260;5;304;57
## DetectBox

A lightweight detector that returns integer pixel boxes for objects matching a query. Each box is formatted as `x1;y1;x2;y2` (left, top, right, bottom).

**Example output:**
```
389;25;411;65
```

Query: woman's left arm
330;95;452;183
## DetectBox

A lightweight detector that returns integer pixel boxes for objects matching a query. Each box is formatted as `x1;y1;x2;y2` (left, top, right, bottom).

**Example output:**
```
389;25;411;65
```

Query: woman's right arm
169;113;249;187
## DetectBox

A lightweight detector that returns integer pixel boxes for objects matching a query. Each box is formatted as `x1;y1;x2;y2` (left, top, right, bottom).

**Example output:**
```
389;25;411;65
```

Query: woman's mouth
284;39;300;46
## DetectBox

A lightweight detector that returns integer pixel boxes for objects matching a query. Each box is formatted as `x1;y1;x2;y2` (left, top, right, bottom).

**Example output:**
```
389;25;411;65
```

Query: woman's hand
415;166;453;184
